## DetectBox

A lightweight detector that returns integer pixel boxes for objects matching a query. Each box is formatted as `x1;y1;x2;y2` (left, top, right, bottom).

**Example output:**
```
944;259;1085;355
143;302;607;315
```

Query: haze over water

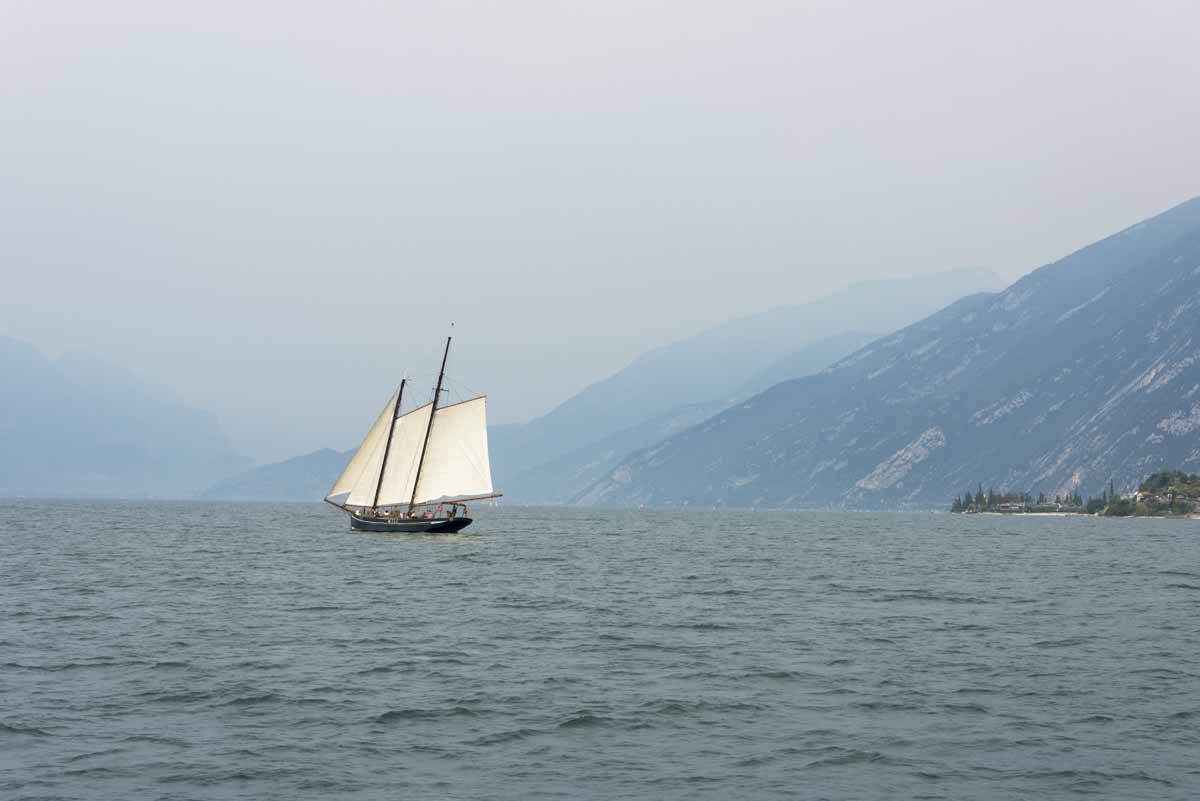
3;503;1198;799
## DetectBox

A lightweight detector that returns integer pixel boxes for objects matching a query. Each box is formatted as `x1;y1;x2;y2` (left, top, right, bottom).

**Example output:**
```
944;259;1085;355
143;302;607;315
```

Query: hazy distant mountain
0;337;249;498
738;330;880;396
581;196;1200;508
492;268;1003;492
504;331;882;503
500;401;726;504
202;448;351;502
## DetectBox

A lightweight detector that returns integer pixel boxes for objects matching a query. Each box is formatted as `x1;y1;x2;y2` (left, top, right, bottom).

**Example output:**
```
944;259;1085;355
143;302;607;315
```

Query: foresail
326;389;397;504
411;396;494;505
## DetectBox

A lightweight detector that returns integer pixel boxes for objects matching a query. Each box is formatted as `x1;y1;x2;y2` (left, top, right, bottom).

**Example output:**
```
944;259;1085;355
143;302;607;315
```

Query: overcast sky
3;0;1198;462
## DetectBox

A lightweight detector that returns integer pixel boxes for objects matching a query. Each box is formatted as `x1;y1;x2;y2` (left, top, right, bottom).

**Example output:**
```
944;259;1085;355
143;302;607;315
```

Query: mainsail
326;395;494;510
407;397;494;504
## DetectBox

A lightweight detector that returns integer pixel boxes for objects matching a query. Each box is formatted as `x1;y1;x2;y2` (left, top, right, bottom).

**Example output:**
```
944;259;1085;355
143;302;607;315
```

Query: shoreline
963;511;1200;519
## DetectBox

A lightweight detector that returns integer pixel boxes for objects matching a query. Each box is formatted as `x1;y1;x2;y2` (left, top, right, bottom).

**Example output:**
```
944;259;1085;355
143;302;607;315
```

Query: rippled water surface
3;502;1199;800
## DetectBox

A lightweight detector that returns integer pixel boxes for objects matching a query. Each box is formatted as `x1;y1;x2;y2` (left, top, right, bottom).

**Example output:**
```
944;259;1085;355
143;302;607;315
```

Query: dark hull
349;514;473;533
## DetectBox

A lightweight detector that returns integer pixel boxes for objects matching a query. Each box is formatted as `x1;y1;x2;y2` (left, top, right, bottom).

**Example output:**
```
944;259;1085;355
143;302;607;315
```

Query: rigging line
441;376;479;405
442;374;486;402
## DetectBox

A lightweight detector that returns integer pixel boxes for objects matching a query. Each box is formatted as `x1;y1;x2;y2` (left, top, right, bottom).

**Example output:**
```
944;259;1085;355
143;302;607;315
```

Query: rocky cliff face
503;332;881;503
492;270;1000;498
581;197;1200;508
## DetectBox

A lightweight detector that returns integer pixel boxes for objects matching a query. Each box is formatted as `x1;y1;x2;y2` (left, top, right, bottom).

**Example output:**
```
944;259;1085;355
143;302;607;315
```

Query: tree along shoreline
950;470;1200;518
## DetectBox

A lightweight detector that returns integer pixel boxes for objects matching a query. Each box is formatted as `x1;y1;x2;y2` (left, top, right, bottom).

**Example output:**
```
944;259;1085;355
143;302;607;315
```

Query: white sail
326;390;397;505
331;388;495;511
370;402;435;507
411;396;494;505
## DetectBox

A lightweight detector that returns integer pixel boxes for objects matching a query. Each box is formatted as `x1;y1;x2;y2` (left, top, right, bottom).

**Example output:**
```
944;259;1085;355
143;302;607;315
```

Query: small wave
0;721;51;737
231;659;289;670
557;710;610;729
1127;667;1193;677
854;700;921;711
64;765;133;778
65;747;127;763
142;690;212;704
876;591;982;604
640;699;766;715
804;748;893;768
739;669;809;680
374;706;477;723
941;702;990;714
468;727;542;745
540;675;581;685
1072;714;1115;724
1032;637;1090;648
5;659;125;673
1028;768;1172;787
1165;582;1200;590
733;753;777;767
218;693;281;707
169;767;303;785
619;642;693;653
679;622;735;631
122;734;190;747
355;663;415;675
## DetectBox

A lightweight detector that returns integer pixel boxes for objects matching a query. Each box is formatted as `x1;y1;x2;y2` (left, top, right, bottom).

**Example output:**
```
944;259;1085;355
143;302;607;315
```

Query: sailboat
324;336;501;532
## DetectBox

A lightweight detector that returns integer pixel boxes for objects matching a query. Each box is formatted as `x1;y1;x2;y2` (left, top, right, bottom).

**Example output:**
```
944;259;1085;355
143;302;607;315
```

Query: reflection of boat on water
324;336;501;533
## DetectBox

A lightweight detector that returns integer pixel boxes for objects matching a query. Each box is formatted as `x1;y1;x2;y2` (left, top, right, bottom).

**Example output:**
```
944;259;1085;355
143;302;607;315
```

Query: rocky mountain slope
493;269;1000;493
581;196;1200;508
503;332;881;503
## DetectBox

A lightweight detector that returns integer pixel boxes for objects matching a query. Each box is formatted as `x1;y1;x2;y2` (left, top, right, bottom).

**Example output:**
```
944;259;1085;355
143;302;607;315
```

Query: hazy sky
3;0;1199;462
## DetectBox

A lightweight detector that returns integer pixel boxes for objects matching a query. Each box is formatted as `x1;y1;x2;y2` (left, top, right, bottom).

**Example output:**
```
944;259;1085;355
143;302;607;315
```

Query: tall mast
371;379;406;511
409;336;451;513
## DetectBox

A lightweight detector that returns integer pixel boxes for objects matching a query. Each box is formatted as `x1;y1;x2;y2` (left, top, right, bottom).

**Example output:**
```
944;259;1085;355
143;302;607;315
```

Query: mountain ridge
202;448;352;502
581;195;1200;508
0;337;249;498
504;331;886;503
492;268;1003;491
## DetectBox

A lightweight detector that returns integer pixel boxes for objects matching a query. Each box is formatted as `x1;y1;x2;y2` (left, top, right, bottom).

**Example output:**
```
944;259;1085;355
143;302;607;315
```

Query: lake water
2;502;1198;800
